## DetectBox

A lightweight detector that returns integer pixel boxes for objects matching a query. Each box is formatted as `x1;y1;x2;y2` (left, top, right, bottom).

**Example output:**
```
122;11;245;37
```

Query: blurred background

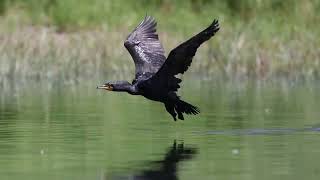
1;1;320;180
0;0;319;83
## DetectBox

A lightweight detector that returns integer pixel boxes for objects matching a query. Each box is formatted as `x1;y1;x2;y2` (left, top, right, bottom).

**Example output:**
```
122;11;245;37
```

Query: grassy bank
0;0;319;83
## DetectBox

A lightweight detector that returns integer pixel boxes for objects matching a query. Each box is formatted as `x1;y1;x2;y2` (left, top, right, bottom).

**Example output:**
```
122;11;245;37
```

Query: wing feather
140;19;220;91
165;19;220;75
124;16;166;79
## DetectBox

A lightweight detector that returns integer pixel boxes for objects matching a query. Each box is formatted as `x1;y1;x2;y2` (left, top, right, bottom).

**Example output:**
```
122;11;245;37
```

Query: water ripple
195;126;320;136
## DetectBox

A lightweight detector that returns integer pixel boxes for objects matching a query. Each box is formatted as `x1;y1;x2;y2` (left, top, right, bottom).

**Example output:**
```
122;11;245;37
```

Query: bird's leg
165;103;177;121
168;92;184;120
175;105;184;120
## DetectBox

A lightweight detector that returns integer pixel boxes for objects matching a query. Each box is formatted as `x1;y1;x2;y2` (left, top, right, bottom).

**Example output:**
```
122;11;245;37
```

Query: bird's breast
141;86;168;102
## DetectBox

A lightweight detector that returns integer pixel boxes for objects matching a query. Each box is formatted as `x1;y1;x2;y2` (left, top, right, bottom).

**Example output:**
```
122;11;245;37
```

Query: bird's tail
175;100;200;120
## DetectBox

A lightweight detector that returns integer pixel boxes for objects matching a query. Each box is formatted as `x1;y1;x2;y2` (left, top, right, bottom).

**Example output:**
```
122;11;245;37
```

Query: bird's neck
115;84;139;95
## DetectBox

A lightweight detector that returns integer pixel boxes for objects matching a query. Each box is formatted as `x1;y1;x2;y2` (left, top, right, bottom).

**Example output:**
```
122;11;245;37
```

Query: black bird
97;16;219;121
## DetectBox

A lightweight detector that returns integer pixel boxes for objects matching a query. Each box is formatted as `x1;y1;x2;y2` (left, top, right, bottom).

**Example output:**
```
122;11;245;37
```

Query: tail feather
165;96;200;121
175;100;200;120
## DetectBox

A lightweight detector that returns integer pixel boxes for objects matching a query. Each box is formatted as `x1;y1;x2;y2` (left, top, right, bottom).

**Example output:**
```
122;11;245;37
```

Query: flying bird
97;16;219;121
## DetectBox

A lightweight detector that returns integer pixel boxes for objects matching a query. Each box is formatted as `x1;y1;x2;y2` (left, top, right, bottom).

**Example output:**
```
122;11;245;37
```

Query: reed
0;0;319;84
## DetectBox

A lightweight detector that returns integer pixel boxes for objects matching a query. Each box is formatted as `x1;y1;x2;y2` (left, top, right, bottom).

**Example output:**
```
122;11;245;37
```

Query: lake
0;79;320;180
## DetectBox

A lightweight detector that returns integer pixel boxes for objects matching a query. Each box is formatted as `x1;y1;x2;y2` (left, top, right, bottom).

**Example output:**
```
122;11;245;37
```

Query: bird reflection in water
105;140;197;180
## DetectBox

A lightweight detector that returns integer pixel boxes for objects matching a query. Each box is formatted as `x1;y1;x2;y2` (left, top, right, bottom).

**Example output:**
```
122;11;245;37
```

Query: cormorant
97;16;219;121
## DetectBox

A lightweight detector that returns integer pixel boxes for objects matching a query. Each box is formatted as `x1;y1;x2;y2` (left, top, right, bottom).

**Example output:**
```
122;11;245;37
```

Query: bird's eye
106;84;114;89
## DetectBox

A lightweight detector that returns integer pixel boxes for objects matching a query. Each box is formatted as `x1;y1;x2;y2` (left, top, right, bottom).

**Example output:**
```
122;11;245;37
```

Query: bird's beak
96;84;113;91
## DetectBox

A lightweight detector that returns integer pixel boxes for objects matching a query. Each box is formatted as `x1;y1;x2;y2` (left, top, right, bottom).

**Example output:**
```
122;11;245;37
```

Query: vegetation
0;0;319;83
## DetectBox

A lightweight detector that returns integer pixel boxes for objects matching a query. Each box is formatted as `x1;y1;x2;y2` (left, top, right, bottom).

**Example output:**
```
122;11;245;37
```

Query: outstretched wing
140;19;220;91
163;19;220;76
124;16;166;79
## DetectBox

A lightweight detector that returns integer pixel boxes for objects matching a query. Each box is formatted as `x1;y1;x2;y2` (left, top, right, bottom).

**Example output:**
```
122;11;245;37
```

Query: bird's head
97;81;132;92
97;82;114;91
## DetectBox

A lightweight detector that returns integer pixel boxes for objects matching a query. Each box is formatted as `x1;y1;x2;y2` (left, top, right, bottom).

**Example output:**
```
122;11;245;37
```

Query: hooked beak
96;84;113;91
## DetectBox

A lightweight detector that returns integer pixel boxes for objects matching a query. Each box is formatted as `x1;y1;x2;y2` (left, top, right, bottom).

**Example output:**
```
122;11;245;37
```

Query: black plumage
97;16;220;121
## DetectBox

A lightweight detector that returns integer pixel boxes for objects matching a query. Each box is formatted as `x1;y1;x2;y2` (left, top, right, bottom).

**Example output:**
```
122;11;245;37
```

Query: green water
0;80;320;180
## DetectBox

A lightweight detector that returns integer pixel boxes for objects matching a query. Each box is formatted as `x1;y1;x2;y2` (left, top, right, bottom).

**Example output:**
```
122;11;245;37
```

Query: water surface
0;80;320;180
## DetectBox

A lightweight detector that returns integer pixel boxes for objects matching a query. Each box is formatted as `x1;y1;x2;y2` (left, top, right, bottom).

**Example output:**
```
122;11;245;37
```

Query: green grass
4;0;318;33
0;0;319;83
